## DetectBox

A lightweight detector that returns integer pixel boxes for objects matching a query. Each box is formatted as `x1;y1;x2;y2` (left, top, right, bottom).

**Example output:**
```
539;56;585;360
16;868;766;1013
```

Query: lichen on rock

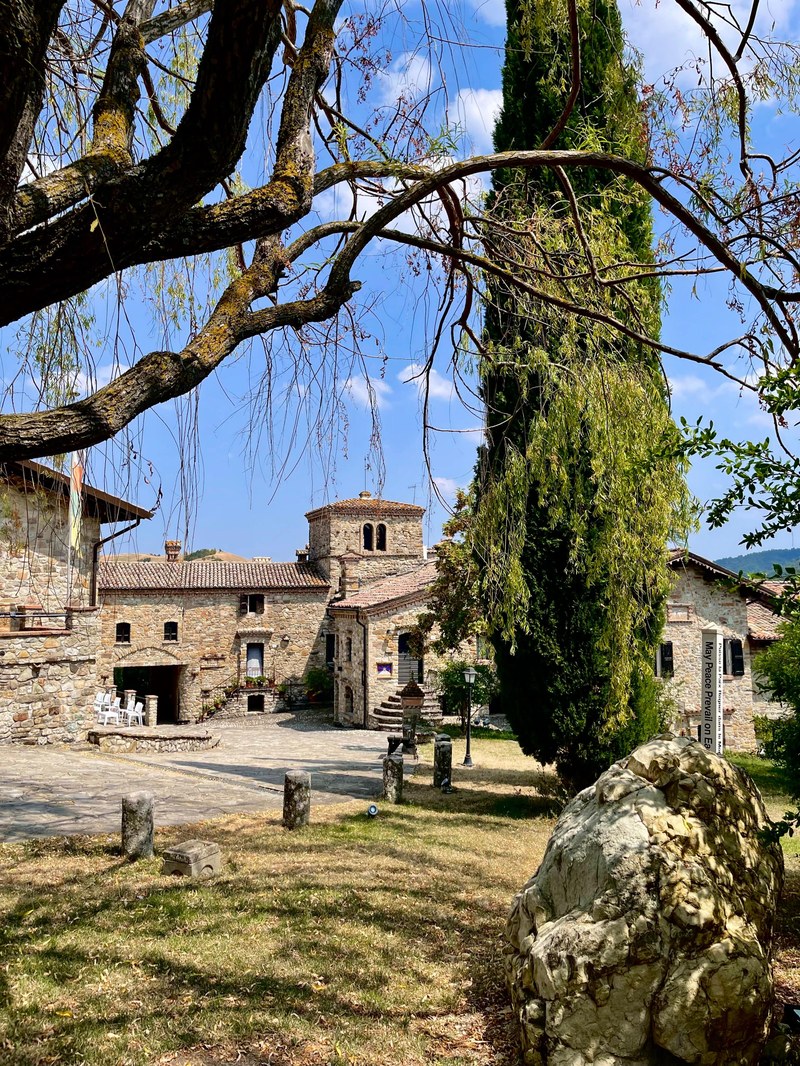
505;734;784;1065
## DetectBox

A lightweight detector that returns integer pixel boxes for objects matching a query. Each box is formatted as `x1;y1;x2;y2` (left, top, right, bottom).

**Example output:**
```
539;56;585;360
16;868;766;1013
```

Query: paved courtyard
0;709;392;842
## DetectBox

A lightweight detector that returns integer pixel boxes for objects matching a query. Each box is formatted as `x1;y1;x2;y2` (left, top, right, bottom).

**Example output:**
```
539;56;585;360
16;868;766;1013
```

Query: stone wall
0;480;104;744
0;609;100;743
0;480;100;611
99;588;331;722
331;598;477;728
308;510;424;586
332;609;364;726
663;568;770;750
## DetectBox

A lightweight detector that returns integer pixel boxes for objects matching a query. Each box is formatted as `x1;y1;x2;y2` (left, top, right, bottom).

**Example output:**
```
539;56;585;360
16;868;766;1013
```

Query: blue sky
5;0;800;563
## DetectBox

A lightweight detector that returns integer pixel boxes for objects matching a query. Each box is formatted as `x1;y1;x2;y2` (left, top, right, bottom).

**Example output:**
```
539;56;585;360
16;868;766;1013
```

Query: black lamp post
463;665;477;767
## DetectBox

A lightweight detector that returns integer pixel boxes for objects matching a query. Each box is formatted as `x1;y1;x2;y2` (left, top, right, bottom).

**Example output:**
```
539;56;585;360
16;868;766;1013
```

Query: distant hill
714;548;800;576
103;549;248;563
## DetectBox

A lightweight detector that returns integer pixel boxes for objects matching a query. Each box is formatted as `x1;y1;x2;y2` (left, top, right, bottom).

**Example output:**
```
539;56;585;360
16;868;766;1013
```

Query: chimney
338;550;361;597
296;545;309;563
164;539;182;562
359;490;372;499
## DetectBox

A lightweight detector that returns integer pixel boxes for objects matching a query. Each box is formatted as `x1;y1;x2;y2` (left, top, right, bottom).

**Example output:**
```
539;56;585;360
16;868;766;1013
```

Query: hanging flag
68;450;85;556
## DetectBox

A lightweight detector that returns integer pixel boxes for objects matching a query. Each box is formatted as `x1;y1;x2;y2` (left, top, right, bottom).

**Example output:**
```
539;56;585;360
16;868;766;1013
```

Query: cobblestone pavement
0;709;392;842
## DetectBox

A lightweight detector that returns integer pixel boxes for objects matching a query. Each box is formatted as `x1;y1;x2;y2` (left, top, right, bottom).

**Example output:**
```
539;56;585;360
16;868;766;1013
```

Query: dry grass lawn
0;736;560;1066
2;740;799;1066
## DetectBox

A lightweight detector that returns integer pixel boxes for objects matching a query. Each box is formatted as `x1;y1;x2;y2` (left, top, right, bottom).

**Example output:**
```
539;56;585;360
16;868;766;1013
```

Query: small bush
304;666;334;702
436;661;499;719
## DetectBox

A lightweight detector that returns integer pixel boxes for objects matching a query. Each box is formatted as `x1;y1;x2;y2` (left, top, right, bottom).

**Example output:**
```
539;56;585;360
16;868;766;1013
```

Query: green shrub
436;661;499;719
304;666;334;702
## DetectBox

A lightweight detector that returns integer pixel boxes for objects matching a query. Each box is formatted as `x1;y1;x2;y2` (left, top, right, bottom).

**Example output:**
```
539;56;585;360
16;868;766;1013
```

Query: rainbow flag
68;451;85;555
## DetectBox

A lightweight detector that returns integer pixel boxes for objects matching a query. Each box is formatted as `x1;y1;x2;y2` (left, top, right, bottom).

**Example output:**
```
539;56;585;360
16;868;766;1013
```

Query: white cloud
622;0;800;88
344;374;392;410
468;0;506;28
453;88;502;155
377;52;432;107
432;475;462;499
668;373;708;401
399;362;456;401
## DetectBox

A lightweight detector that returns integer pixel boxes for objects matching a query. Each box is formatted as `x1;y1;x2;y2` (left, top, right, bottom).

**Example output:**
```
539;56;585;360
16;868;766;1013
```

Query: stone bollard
144;694;158;727
121;791;154;859
283;770;311;828
383;753;403;803
433;733;452;788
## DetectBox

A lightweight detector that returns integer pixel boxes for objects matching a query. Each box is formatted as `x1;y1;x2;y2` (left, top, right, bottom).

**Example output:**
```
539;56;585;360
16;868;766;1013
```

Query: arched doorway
114;664;183;723
397;633;423;684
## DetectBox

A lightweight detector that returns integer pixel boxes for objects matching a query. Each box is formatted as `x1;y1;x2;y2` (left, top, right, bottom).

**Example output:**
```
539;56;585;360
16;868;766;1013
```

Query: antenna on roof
408;483;418;504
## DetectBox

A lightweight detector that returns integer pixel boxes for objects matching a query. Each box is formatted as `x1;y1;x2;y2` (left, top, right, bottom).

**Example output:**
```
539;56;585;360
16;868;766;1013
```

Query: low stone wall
87;726;220;753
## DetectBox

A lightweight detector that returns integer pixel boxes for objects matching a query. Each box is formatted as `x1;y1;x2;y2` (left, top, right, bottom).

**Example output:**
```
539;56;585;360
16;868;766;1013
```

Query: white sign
700;628;724;754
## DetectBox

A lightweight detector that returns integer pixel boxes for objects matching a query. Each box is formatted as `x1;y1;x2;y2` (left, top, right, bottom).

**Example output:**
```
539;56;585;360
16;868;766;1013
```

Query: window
240;593;264;615
363;523;374;551
325;633;336;666
376;523;387;551
246;642;264;678
164;621;178;642
346;636;353;662
655;641;674;679
724;638;745;677
115;622;130;644
475;633;491;660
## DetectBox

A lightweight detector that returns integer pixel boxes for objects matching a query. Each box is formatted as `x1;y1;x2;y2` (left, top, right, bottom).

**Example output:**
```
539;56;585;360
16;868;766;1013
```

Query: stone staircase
369;684;442;732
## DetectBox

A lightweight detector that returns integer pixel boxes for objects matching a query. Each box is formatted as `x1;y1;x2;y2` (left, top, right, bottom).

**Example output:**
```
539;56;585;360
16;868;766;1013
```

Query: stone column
122;791;154;859
383;754;403;803
433;733;452;788
283;770;311;828
144;694;158;727
124;689;136;712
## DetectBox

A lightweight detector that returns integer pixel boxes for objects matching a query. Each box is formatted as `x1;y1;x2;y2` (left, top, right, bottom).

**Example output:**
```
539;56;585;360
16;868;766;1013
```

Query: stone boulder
505;735;784;1065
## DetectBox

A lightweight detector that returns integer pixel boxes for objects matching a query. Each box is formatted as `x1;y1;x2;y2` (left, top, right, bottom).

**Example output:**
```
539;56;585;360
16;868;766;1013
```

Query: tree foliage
466;0;693;789
1;0;800;480
435;660;499;721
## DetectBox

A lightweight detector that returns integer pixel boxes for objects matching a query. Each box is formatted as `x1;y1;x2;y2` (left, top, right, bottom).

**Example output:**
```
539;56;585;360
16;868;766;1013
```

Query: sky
5;0;800;564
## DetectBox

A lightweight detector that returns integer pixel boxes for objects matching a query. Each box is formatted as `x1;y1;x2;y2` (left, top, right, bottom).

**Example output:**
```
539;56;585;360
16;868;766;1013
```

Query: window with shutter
164;621;178;642
115;622;130;644
724;638;745;676
657;642;674;679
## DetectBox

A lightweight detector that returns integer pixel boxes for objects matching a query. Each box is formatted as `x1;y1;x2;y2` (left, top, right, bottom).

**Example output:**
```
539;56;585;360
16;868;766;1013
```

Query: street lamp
463;666;477;767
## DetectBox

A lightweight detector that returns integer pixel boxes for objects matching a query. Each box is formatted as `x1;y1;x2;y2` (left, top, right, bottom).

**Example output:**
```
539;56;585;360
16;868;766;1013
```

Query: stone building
98;559;332;722
329;560;442;728
660;550;782;750
97;491;460;726
0;460;150;744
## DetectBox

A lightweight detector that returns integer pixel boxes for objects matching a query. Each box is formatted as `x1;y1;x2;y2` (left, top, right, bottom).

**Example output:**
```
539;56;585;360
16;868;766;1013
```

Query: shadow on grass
0;745;556;1066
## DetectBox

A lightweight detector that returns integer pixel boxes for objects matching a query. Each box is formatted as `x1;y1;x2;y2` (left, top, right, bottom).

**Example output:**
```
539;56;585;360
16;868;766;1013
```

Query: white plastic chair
125;700;144;727
98;696;120;726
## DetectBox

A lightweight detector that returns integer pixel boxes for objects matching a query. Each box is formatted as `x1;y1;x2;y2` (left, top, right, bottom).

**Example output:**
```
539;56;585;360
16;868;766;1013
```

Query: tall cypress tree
475;0;692;789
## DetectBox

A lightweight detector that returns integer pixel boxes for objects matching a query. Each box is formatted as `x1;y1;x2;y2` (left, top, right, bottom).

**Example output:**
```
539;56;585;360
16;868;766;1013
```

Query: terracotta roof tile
748;601;781;642
330;561;437;610
99;560;329;592
305;497;425;520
